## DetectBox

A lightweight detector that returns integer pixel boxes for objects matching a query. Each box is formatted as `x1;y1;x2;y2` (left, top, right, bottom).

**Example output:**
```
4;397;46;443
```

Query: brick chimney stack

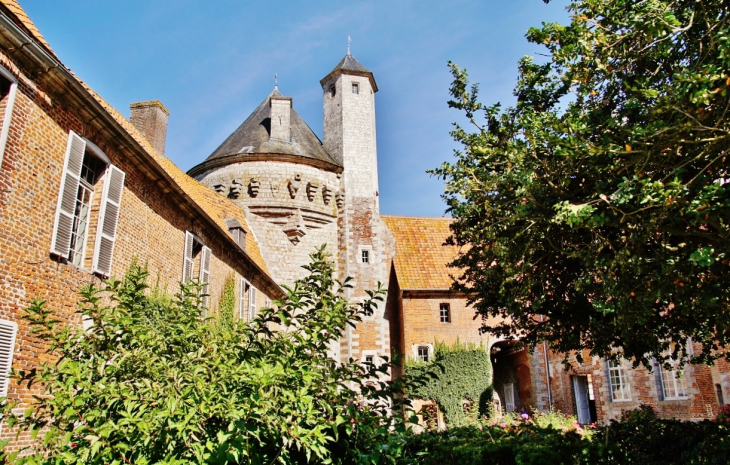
269;96;292;142
130;100;169;155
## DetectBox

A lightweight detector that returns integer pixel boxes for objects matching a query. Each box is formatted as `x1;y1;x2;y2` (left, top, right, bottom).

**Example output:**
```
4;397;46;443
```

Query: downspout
541;315;553;409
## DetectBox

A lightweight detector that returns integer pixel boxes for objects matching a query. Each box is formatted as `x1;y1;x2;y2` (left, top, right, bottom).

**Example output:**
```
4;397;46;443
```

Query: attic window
352;83;359;94
225;217;246;251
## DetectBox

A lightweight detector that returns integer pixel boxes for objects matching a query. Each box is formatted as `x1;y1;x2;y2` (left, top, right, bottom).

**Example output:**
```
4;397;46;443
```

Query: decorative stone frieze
248;178;260;197
288;174;301;199
322;185;333;205
282;208;306;245
229;179;242;199
306;182;319;201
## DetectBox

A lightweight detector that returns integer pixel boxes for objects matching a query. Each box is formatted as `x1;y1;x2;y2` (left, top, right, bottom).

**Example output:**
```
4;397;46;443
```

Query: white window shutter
240;278;249;320
182;231;194;282
248;286;257;320
200;245;211;308
51;131;86;257
0;319;18;398
92;164;125;276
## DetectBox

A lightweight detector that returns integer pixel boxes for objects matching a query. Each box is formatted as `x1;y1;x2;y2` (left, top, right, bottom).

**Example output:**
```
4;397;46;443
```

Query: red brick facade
0;0;282;448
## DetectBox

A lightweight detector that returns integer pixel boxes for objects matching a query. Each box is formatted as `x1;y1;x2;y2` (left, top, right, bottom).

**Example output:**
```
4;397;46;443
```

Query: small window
659;359;689;400
225;218;246;250
365;355;374;364
330;85;336;97
417;346;429;362
608;360;631;401
361;249;369;263
352;83;359;94
439;303;451;323
717;384;725;405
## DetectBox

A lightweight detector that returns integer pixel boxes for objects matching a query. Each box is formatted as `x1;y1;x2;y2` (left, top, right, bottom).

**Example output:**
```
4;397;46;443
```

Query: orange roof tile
0;1;56;59
2;0;270;278
382;215;461;290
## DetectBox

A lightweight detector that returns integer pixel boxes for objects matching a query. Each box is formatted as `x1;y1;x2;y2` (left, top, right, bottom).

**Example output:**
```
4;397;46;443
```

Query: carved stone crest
288;174;301;199
282;209;306;245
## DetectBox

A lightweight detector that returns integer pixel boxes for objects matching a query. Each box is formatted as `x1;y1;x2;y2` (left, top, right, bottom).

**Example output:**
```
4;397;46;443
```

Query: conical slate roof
191;88;340;172
320;53;378;92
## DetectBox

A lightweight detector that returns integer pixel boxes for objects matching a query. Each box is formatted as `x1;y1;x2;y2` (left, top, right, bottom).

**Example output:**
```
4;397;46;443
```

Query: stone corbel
248;178;260;198
213;184;226;194
322;185;333;205
288;174;301;199
306;182;319;202
335;190;345;209
229;179;242;199
282;209;306;245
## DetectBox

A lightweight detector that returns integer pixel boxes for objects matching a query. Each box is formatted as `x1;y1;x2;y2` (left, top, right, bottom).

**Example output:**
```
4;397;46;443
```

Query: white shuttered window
92;165;125;276
200;246;211;310
248;286;257;320
51;131;86;258
0;319;18;397
240;278;249;319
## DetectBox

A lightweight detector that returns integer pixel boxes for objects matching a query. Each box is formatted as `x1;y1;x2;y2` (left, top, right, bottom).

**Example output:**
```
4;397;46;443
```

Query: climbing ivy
405;341;492;425
217;274;235;329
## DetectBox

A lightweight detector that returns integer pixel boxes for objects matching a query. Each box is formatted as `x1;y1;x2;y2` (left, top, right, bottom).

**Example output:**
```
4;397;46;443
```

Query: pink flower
521;413;529;420
500;423;507;428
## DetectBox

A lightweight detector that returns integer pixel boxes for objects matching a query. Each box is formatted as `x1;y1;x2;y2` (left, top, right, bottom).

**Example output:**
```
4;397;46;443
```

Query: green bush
405;341;492;426
0;247;406;464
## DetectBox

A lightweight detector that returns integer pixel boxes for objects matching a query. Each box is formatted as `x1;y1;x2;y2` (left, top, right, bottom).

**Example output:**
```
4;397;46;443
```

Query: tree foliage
405;342;492;425
1;248;406;464
432;0;730;366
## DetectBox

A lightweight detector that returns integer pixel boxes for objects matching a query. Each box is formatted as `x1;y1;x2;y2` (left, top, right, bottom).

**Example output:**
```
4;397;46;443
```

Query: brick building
0;0;727;442
0;0;283;446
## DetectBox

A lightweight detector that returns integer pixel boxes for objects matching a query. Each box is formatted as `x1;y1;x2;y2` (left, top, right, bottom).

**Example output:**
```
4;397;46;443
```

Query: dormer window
225;217;246;251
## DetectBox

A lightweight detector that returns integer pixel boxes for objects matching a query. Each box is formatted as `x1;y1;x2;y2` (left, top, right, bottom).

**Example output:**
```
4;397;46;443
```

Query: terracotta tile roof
1;0;270;277
0;0;56;59
382;215;461;290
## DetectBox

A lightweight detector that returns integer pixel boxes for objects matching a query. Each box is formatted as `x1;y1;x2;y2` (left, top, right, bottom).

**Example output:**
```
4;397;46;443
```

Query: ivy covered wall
405;341;493;425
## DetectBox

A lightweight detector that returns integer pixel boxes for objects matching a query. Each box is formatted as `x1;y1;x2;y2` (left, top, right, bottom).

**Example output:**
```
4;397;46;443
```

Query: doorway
572;375;597;424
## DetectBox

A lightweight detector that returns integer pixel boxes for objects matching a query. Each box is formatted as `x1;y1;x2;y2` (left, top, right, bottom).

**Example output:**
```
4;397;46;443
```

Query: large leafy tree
433;0;730;366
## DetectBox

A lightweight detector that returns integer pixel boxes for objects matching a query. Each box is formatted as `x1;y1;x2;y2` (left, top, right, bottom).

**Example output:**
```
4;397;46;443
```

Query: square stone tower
321;53;392;364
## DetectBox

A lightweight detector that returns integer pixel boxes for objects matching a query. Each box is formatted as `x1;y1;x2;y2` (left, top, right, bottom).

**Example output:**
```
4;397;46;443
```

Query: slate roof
200;88;340;168
382;215;461;290
0;0;275;287
320;53;378;92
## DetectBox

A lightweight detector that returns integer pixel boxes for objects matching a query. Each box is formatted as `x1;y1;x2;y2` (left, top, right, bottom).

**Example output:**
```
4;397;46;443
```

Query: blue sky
22;0;570;217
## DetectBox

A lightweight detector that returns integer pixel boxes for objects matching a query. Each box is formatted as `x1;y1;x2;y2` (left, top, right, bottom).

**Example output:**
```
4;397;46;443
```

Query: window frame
0;65;18;169
607;359;632;402
439;303;451;323
659;359;689;400
352;83;359;94
417;346;430;363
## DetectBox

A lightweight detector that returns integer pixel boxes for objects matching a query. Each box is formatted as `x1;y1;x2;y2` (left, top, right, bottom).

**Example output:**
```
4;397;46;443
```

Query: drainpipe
541;315;553;409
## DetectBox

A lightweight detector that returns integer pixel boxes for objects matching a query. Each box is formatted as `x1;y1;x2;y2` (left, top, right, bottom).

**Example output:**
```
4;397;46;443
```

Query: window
248;285;257;320
240;278;249;320
659;359;689;399
329;85;336;97
608;360;631;401
51;131;125;277
225;217;246;250
0;319;18;398
439;303;451;323
0;65;18;168
504;383;515;413
365;355;373;364
417;346;429;362
717;384;725;405
182;231;211;310
265;298;271;310
352;83;359;94
361;249;369;263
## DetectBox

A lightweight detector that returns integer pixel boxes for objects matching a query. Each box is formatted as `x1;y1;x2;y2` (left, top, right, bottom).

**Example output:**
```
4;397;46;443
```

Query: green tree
1;248;406;464
432;0;730;367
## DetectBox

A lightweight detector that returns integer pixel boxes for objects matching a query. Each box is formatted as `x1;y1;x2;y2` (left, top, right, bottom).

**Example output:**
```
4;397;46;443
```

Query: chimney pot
130;100;169;155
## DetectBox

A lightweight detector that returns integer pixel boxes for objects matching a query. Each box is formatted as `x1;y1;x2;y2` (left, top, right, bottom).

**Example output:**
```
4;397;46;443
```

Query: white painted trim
0;80;18;169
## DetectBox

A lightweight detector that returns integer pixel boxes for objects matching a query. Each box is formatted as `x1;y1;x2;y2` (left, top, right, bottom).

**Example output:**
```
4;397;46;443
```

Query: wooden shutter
0;319;18;397
182;231;194;282
92;165;125;276
240;278;249;319
200;246;211;309
51;131;86;258
248;286;257;320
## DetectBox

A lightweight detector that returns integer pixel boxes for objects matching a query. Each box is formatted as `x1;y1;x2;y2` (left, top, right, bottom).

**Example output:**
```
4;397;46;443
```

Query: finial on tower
347;35;351;55
274;73;278;90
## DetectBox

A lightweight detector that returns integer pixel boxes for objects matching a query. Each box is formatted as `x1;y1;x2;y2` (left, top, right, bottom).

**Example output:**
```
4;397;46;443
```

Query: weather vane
274;73;278;89
347;36;351;55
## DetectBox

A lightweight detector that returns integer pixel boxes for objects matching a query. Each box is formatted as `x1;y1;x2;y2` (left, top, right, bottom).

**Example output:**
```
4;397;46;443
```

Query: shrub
0;247;405;464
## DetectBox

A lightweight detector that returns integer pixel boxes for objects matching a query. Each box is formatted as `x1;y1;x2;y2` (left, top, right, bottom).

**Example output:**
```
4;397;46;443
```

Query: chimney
269;96;292;141
129;100;169;155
